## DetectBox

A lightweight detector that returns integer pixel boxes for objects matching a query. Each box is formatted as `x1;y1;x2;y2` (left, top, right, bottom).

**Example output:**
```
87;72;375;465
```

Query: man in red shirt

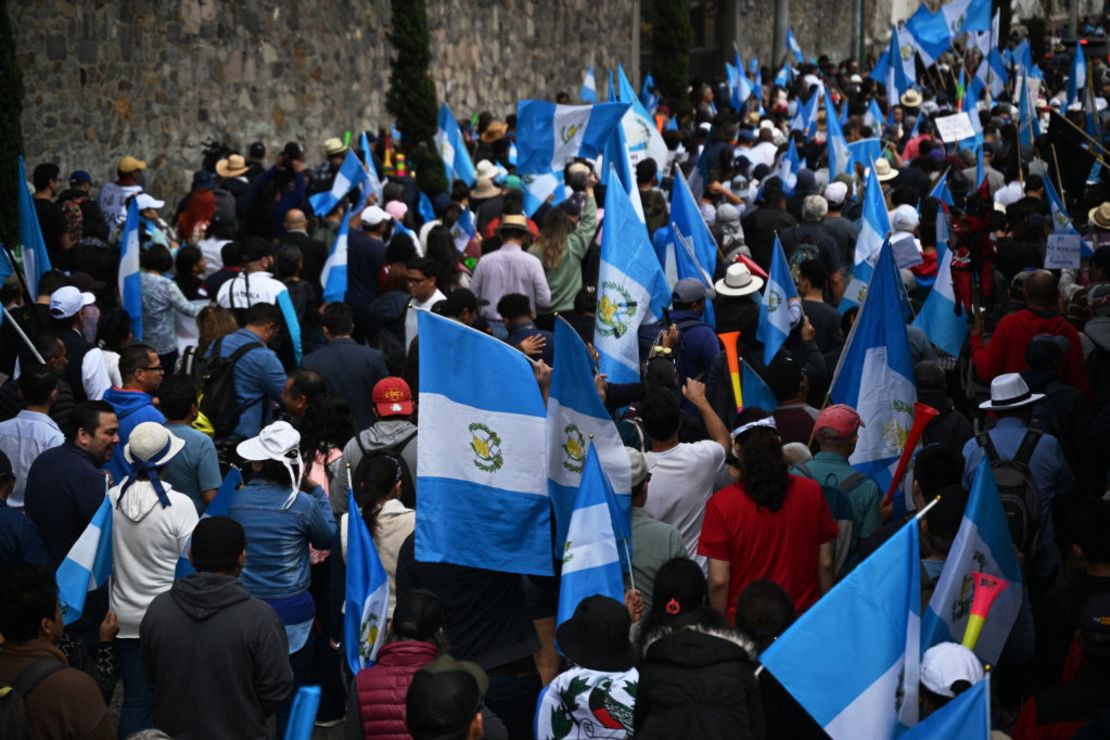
970;270;1090;397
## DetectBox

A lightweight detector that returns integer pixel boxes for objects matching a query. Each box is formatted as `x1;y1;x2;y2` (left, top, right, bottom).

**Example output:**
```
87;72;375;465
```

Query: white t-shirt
404;289;446;349
642;440;726;569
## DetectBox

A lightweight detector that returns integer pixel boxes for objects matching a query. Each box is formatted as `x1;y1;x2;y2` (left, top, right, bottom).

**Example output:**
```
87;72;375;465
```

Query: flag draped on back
756;235;799;365
912;208;968;357
900;675;990;740
119;198;143;340
9;155;53;292
436;102;477;187
344;488;390;674
762;518;921;739
308;150;369;217
320;207;351;304
922;460;1023;665
547;318;632;552
416;311;552;575
840;161;891;310
56;490;112;625
594;165;671;385
175;467;243;579
830;241;916;490
580;66;598;103
555;444;626;629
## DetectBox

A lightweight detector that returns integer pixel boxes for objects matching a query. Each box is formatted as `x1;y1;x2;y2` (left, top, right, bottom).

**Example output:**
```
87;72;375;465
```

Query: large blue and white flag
831;241;915;490
320;207;351;303
556;444;626;629
841;161;891;310
912;208;968;357
922;460;1023;665
901;674;990;740
871;30;909;109
848;138;882;173
175;467;242;579
418;190;436;225
9;156;52;293
416;310;552;575
762;518;921;739
548;318;632;553
757;235;799;365
308;149;369;216
595;166;671;385
895;25;919;88
601;111;646;224
864;99;885;131
825;90;852;180
1044;172;1095;256
786;28;804;63
515;101;629;176
56;490;112;625
617;63;669;173
119;198;143;341
943;0;992;35
790;90;820;137
1017;73;1042;149
580;65;599;103
436;103;477;187
669;165;719;326
977;48;1009;99
727;62;754;110
344;488;390;674
775;138;802;195
905;4;953;66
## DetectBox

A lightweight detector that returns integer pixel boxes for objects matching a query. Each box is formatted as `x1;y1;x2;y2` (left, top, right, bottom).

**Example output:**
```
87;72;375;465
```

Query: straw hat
872;158;898;182
1089;202;1110;230
216;154;250;178
900;89;923;108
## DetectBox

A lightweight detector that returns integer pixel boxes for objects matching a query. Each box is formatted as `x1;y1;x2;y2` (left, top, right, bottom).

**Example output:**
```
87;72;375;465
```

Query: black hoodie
140;572;293;740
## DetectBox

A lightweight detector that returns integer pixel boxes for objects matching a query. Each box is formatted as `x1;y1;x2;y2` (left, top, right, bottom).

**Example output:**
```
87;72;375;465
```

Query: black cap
282;141;304;161
237;237;272;263
406;655;487;738
438;288;488;318
189;516;245;572
249;142;266;159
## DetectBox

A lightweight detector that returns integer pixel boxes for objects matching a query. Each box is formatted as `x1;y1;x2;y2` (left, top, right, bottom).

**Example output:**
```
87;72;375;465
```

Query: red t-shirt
698;475;838;622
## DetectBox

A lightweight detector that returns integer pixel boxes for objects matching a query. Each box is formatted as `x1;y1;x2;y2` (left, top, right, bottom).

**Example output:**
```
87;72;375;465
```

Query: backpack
0;657;66;739
372;329;407;376
356;428;418;509
976;430;1045;562
795;463;866;577
198;336;264;440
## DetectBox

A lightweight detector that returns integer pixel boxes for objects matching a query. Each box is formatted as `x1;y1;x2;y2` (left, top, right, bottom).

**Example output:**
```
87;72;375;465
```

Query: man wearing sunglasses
103;344;166;485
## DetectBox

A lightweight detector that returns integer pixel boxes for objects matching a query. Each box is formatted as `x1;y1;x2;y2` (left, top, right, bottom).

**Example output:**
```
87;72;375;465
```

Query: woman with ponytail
697;408;838;622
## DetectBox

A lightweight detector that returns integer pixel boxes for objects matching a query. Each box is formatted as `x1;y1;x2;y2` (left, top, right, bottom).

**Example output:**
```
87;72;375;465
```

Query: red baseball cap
814;404;864;438
372;377;413;418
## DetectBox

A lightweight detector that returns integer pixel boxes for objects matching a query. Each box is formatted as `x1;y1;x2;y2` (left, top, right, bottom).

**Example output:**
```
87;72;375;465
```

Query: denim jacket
229;479;336;600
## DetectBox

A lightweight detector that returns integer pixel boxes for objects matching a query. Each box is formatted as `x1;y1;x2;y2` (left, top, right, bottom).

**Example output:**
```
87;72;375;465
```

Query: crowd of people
2;16;1110;740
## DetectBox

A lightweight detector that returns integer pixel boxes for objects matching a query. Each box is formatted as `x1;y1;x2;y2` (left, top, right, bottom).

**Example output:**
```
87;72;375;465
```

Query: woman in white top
108;422;199;737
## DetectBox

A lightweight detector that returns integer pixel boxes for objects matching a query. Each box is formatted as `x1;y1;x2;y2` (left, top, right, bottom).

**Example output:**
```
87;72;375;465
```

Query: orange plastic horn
962;572;1009;651
883;401;941;506
718;332;742;411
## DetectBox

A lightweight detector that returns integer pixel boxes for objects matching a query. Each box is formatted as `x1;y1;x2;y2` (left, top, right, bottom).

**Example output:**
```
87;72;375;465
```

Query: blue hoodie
103;387;165;484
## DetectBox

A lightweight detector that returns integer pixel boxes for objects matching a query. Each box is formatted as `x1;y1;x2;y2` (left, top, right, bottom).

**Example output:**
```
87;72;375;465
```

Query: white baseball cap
135;193;165;211
48;285;96;319
920;642;984;698
360;205;392;227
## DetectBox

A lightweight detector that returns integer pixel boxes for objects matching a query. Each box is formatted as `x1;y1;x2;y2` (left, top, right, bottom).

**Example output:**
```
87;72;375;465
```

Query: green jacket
529;194;597;312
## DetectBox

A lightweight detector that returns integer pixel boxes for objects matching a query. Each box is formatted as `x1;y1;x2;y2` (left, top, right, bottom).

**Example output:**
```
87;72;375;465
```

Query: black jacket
280;230;328;290
140;572;292;740
634;625;766;740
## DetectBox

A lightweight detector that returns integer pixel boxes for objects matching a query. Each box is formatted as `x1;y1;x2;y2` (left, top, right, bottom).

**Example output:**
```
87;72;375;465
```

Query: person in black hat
533;595;638;739
405;655;497;740
140;516;293;739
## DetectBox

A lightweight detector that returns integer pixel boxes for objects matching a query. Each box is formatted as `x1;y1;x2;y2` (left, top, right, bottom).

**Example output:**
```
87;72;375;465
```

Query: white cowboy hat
714;262;765;297
872;158;898;182
978;373;1045;411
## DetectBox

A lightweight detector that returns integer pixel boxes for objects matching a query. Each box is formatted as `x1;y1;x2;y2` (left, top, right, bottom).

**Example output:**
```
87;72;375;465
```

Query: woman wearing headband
229;420;336;737
697;408;839;623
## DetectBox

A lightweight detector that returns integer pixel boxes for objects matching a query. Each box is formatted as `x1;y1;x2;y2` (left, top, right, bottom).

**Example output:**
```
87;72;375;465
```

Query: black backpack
356;428;418;509
0;657;66;739
198;336;264;440
976;430;1045;562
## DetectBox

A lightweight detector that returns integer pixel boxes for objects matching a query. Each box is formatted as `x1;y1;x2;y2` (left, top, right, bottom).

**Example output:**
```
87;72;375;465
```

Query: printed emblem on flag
887;399;916;449
561;424;587;474
468;422;504;472
950;14;965;34
597;281;638;338
951;550;988;621
767;288;783;313
900;44;913;62
561;124;580;145
360;611;381;662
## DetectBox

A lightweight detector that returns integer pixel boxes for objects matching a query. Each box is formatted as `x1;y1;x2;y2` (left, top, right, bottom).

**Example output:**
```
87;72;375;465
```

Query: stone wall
11;0;634;204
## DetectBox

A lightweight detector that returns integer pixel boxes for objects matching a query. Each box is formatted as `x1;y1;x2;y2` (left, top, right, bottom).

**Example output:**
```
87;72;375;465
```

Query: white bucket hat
124;422;186;467
714;262;765;297
978;373;1045;411
237;421;303;506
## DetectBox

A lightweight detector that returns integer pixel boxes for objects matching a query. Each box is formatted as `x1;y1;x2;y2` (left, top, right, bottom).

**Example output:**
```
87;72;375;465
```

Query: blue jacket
670;309;721;383
229;479;336;600
505;322;554;366
208;328;287;439
103;387;165;485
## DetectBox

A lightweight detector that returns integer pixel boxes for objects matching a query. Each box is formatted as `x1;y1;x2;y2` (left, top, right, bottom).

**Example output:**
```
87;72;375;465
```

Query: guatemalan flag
601;110;646;224
830;241;916;491
555;443;626;629
825;89;852;180
416;310;552;575
515;100;628;182
864;99;884;131
786;28;804;63
320;207;351;303
669;165;719;326
594;165;671;386
357;131;383;208
119;198;143;340
900;673;990;740
943;0;993;35
756;235;799;365
547;319;632;554
1044;168;1095;256
450;207;475;252
912;207;968;357
776;138;801;195
308;149;369;217
436;102;477;187
580;65;598;103
840;160;891;310
7;155;52;293
741;359;778;412
847;138;882;173
56;489;112;624
344;488;390;674
922;459;1023;665
905;3;952;66
616;63;669;174
175;467;242;579
761;517;921;739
